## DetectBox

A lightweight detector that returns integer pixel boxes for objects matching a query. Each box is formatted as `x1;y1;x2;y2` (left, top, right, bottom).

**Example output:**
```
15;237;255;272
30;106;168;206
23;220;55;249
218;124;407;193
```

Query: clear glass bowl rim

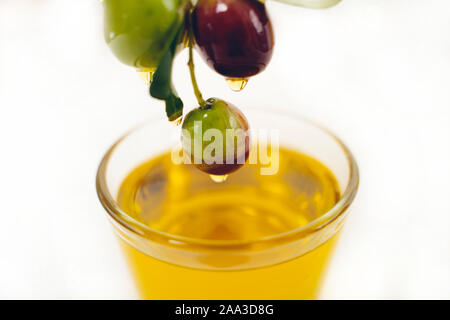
96;108;359;249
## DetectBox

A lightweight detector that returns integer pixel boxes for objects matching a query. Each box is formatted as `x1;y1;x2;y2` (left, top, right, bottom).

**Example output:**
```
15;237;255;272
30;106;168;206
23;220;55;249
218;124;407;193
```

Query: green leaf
150;27;184;121
272;0;341;9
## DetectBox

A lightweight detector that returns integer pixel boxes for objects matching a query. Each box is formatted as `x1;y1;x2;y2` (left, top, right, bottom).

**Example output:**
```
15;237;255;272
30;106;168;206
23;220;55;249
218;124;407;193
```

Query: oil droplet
137;68;155;85
226;78;248;92
170;115;183;127
209;174;229;183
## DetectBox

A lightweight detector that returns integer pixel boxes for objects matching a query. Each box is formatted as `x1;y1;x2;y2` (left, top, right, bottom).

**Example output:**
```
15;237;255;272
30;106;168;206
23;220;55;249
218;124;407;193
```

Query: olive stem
188;18;206;106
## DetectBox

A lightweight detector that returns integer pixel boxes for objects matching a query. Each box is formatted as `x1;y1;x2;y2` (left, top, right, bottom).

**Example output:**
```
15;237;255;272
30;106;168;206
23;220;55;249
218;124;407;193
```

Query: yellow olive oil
117;146;341;299
226;78;249;92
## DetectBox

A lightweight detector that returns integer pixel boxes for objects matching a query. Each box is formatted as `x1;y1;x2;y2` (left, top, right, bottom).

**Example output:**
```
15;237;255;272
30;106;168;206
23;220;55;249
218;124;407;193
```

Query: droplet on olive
192;0;274;79
181;98;250;175
103;0;184;70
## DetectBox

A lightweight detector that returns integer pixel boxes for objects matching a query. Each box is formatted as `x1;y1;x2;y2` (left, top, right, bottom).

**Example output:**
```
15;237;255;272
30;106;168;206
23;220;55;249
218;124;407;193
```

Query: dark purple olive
192;0;274;79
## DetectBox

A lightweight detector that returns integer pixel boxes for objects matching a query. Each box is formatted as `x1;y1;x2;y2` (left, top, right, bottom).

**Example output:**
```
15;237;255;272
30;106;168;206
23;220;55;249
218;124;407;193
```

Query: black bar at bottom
0;300;447;318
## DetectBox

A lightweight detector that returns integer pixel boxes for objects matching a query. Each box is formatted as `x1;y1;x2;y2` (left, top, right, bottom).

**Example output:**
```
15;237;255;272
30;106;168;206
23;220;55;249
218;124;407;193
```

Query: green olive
103;0;185;70
181;98;250;175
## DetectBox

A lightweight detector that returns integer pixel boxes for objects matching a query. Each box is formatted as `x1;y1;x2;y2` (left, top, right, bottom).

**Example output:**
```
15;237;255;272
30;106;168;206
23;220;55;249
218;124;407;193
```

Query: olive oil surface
118;146;340;241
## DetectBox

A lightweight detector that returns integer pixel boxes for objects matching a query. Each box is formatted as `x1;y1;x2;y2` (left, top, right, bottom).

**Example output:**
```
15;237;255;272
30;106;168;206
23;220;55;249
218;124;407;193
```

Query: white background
0;0;449;299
